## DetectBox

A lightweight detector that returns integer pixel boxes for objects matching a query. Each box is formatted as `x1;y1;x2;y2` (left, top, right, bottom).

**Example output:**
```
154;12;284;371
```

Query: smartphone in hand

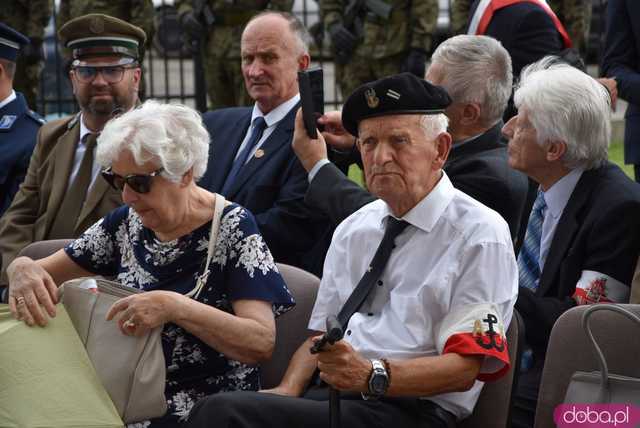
298;68;324;139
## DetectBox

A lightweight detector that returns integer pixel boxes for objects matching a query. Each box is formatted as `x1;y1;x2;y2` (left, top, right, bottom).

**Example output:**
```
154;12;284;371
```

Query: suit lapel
210;112;251;192
227;104;297;198
537;169;597;296
44;120;80;235
76;174;110;232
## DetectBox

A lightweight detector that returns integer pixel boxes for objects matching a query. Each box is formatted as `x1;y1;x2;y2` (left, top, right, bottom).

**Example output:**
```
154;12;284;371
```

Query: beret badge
365;88;379;109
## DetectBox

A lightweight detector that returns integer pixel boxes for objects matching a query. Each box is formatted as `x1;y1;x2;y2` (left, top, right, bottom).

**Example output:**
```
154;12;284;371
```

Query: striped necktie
518;190;547;291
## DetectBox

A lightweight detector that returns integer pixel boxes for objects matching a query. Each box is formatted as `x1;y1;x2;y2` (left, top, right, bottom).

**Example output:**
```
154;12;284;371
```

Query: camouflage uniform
321;0;438;99
176;0;293;110
451;0;472;35
57;0;155;98
548;0;591;54
0;0;52;110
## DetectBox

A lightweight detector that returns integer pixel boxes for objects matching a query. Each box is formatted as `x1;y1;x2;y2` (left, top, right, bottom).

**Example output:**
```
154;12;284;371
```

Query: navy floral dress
64;203;295;428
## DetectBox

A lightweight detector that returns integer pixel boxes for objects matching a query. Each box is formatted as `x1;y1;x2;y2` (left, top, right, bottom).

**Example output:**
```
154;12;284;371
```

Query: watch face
370;372;389;394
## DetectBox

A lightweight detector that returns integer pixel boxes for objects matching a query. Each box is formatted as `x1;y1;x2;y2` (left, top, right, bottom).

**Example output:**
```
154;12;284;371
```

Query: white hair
419;113;449;139
431;35;513;126
515;57;610;170
96;100;210;182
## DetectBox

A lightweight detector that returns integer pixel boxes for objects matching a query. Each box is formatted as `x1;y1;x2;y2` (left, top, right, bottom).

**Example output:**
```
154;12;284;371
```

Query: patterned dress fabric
65;203;295;427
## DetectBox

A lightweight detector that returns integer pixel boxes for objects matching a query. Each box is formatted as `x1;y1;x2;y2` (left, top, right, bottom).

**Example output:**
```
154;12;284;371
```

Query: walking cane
310;315;344;428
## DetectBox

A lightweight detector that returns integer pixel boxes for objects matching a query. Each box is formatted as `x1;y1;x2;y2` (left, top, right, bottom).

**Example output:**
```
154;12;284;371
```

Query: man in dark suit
293;35;530;246
502;58;640;428
0;23;45;218
197;12;328;276
466;0;570;120
602;0;640;183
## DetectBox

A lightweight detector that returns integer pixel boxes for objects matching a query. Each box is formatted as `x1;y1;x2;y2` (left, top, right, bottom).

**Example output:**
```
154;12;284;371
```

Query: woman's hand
106;290;185;336
7;256;58;327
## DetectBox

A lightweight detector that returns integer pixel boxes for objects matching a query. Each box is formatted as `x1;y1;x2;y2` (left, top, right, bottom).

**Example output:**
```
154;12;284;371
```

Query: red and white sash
467;0;572;48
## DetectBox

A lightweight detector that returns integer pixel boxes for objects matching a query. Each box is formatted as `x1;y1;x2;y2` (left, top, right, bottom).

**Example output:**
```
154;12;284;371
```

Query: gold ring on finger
16;296;26;306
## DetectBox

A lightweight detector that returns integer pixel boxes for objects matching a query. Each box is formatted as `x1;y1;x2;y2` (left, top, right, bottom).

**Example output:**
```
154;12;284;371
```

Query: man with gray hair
197;11;330;276
502;57;640;427
187;72;518;428
293;35;530;246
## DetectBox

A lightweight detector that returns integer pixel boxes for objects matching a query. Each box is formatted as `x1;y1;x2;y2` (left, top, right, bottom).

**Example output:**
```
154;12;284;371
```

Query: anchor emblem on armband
474;313;505;352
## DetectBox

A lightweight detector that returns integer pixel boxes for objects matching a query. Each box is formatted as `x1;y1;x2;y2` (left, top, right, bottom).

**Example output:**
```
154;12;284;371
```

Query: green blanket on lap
0;304;124;428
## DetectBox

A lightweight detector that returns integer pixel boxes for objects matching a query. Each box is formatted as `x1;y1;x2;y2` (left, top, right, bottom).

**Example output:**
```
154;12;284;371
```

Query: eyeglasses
72;64;138;84
101;167;164;194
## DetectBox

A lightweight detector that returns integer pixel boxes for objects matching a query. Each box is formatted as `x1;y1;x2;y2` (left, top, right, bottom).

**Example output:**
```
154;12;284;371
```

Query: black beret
342;72;452;137
0;23;30;62
58;14;146;65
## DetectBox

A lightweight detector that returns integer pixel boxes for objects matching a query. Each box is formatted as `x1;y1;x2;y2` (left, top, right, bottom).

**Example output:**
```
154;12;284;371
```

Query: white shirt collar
380;171;454;233
79;113;95;145
251;93;300;128
543;167;585;219
0;90;17;109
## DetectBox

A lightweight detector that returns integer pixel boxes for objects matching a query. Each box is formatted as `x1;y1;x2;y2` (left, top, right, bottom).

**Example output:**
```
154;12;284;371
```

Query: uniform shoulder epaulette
25;109;46;125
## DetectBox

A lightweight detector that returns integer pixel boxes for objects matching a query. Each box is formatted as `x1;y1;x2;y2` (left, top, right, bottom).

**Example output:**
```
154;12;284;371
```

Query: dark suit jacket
0;92;43;216
199;105;329;276
516;163;640;354
602;0;640;164
306;122;530;242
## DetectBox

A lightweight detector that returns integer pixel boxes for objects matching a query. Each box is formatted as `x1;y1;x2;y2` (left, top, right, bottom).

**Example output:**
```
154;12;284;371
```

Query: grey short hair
246;11;311;56
96;100;210;182
431;35;512;126
515;57;610;170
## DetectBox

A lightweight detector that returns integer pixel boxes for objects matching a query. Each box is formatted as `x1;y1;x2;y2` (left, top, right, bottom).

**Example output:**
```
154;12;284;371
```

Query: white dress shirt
309;172;518;419
234;94;300;164
0;90;16;109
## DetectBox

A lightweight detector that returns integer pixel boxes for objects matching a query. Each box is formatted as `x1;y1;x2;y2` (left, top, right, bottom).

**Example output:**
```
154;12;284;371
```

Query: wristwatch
366;359;389;398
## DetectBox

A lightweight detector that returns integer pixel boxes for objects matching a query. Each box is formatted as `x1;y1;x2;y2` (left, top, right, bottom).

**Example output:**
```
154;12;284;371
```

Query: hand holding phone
298;68;324;139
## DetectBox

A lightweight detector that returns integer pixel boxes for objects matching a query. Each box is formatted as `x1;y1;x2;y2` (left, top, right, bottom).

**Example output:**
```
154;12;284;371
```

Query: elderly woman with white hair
6;100;295;426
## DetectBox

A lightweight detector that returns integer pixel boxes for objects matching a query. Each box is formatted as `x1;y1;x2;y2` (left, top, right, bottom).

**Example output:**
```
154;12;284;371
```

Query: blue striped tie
518;191;547;291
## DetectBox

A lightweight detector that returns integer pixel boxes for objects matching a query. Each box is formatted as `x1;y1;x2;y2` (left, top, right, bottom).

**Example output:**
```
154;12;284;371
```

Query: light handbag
563;304;640;405
0;303;124;428
60;193;227;423
61;278;168;423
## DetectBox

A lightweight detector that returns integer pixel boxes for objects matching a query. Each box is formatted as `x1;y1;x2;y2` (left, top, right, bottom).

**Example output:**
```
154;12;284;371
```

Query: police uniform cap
0;23;30;62
58;14;146;66
342;72;452;137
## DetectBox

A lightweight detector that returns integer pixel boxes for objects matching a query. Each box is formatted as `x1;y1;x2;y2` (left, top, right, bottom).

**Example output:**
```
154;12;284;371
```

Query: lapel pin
255;149;265;158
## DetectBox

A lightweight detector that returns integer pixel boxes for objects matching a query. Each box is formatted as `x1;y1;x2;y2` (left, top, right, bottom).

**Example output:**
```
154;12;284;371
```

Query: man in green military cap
321;0;438;99
0;0;52;110
176;0;293;110
0;14;145;286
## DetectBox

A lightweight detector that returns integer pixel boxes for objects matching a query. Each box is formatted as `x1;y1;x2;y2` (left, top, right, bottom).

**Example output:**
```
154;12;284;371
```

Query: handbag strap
186;193;226;300
582;304;640;402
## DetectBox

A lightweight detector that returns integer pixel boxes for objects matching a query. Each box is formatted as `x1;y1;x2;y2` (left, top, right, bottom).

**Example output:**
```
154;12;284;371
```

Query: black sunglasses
101;167;164;194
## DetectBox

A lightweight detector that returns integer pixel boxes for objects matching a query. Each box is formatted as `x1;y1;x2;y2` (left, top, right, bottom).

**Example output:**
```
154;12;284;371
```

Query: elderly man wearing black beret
186;73;518;428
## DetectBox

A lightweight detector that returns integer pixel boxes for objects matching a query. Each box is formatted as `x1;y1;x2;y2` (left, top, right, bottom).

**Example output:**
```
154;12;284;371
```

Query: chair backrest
630;257;640;304
17;239;74;260
260;263;320;389
459;309;524;428
534;304;640;428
